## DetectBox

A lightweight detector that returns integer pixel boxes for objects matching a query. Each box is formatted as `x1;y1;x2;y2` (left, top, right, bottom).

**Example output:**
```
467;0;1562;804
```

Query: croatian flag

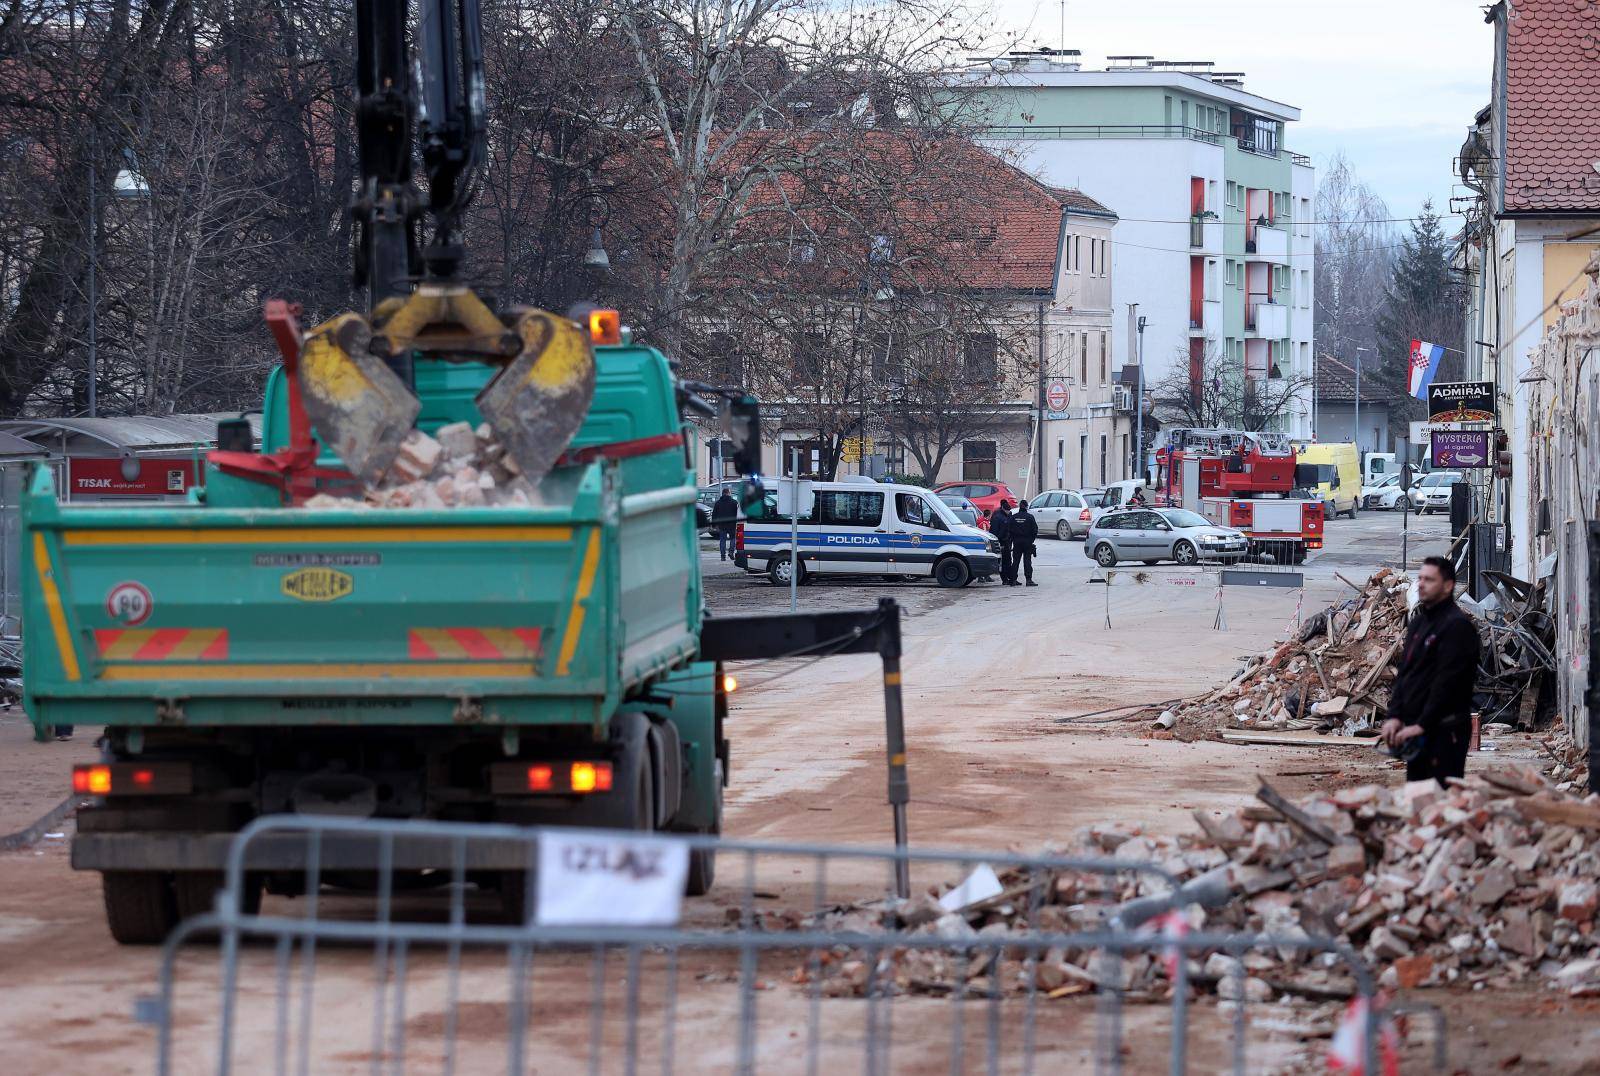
1407;340;1445;400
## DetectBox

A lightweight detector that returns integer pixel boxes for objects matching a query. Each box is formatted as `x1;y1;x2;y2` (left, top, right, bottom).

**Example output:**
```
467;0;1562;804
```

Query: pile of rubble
800;758;1600;1002
1160;569;1412;741
304;422;541;509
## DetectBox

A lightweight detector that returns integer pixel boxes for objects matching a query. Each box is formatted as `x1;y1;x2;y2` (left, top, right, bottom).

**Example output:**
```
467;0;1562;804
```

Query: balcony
1245;223;1289;264
1247;301;1288;338
1189;298;1222;337
1189;214;1222;252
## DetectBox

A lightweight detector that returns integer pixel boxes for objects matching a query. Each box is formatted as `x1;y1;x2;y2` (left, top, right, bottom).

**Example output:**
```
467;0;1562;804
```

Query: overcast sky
984;0;1492;226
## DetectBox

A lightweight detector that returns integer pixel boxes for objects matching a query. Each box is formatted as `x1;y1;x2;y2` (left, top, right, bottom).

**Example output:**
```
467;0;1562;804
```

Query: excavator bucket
476;308;596;484
297;312;422;485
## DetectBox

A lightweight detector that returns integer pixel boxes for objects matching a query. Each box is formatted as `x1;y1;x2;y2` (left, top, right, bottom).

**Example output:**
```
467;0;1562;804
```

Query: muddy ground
4;510;1597;1072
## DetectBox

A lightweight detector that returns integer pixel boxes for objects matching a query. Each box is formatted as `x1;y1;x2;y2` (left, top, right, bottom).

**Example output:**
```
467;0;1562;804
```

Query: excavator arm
284;0;594;489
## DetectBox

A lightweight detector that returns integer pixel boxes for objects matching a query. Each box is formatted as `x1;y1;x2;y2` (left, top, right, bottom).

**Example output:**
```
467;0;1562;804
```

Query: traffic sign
1045;379;1071;417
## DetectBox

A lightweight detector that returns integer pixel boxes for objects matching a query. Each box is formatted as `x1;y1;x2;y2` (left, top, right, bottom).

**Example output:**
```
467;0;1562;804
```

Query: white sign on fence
535;831;689;926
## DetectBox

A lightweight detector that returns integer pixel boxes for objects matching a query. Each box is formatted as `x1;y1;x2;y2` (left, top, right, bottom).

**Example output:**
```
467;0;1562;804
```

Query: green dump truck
23;322;740;942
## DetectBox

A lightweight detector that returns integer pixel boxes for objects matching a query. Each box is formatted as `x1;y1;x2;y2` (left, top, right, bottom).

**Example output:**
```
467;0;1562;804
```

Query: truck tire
103;871;178;945
684;761;723;897
498;712;655;923
933;556;970;588
174;871;263;921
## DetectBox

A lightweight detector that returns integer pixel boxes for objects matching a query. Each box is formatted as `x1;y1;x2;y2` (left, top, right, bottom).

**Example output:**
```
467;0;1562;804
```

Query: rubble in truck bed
796;739;1599;1003
302;421;543;509
1157;567;1555;743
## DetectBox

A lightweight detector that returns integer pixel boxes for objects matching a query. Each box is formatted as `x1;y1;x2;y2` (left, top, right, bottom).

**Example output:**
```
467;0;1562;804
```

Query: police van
734;477;1002;587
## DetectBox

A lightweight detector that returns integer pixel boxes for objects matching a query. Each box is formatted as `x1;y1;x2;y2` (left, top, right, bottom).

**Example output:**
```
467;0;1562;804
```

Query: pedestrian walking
711;488;739;561
988;500;1015;584
1379;556;1481;786
1010;499;1039;586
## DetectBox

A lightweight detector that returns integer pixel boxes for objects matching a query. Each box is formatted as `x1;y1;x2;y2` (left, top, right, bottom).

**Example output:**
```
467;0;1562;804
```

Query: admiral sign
1427;381;1495;425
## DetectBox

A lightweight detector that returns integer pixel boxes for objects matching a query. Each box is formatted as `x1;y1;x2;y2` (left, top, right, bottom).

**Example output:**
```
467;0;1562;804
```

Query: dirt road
8;510;1594;1072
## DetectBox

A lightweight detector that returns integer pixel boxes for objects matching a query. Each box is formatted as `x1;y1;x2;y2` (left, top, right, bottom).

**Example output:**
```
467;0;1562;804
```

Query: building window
1225;181;1239;208
1099;434;1108;485
1079;434;1088;488
781;439;825;478
1099;333;1108;383
1078;335;1087;384
1075;235;1083;272
1081;332;1090;381
963;332;998;381
962;440;997;481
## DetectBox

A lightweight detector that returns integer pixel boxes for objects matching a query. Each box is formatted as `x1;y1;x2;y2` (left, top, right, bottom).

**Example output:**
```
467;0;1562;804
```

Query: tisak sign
1427;381;1494;424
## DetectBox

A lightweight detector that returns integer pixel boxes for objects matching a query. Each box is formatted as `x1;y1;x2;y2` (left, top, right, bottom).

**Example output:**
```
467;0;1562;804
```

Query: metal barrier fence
143;816;1393;1075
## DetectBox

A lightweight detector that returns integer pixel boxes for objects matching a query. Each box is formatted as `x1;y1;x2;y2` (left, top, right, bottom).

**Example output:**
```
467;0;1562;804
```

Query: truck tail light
72;762;191;796
491;760;615;796
570;761;613;794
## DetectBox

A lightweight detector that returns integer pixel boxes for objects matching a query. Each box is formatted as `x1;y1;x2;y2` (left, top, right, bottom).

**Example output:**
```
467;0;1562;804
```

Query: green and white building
948;53;1316;443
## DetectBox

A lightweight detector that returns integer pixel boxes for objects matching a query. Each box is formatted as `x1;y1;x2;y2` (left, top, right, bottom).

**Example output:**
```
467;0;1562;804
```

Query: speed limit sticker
105;581;153;626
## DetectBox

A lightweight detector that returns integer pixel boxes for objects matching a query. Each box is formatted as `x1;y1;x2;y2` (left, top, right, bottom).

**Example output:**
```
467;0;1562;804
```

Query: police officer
1380;556;1481;786
1010;499;1039;586
989;499;1015;585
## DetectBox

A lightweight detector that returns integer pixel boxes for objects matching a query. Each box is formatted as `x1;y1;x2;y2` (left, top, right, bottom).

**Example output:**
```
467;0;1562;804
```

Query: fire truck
1153;428;1324;563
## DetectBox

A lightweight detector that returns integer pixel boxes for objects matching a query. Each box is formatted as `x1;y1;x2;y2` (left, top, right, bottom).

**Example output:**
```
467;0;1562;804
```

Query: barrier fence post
877;598;910;899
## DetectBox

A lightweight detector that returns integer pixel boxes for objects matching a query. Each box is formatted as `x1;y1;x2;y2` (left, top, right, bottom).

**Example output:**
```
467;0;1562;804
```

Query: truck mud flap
71;832;537;872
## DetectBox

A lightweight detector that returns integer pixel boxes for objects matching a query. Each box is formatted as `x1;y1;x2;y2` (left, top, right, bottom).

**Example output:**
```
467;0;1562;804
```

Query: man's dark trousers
1404;723;1471;784
998;540;1014;583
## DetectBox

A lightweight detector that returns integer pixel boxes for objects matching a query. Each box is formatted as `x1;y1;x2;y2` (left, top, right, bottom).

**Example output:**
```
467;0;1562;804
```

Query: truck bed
21;460;700;734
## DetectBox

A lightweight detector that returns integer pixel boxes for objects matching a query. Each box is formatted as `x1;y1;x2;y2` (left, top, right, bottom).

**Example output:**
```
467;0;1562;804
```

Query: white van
734;479;1001;587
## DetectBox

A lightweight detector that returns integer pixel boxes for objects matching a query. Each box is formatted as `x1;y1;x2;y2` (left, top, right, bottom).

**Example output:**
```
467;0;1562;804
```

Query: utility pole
1354;346;1369;457
87;141;97;418
1135;315;1147;481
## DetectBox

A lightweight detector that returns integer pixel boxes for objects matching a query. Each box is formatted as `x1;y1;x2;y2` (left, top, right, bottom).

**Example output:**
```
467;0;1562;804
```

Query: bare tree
1314;152;1394;373
1151;340;1313;433
617;0;988;353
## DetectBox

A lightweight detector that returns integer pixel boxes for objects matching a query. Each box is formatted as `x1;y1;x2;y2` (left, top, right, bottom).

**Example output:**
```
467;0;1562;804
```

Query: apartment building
948;52;1316;447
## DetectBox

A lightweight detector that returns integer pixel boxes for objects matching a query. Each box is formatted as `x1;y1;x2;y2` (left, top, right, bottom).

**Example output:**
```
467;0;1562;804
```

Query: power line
1106;212;1463;227
1108;236;1415;259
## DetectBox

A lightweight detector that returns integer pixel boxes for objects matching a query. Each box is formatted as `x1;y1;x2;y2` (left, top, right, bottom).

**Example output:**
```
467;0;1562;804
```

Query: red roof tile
1502;0;1600;212
1315;354;1388;404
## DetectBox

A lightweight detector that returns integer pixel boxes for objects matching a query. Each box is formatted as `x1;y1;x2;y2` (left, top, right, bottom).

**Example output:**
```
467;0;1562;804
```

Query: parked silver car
1084;507;1248;567
1027;488;1097;540
1410;471;1462;514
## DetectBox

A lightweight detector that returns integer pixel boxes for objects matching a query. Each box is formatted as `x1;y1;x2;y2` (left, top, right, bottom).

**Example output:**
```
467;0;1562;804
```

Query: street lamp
86;144;151;418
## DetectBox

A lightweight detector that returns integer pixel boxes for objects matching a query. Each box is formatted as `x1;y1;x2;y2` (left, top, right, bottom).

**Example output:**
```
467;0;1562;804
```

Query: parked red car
932;481;1019;521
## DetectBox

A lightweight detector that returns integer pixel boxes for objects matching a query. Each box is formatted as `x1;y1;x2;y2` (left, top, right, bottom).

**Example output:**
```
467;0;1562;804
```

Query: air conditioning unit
1112;385;1134;412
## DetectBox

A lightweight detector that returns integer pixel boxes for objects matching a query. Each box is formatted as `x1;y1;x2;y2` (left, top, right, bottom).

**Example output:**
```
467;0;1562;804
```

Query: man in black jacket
988;500;1015;585
1010;499;1040;586
711;488;739;561
1380;556;1481;785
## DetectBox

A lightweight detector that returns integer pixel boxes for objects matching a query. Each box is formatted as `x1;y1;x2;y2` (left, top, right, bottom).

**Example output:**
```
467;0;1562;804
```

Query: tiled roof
1048;186;1116;217
1502;0;1600;212
733;134;1097;292
1315;355;1389;404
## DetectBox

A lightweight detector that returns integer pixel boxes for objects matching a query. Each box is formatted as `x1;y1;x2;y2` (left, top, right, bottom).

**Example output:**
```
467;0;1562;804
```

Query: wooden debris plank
1511;797;1600;832
1256;778;1344;845
1350;630;1406;699
1220;729;1377;748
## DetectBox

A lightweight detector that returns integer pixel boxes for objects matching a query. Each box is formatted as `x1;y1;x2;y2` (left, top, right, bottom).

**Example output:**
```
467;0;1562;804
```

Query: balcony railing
1245;223;1289;262
981;124;1222;144
1190;215;1205;247
1248;300;1288;338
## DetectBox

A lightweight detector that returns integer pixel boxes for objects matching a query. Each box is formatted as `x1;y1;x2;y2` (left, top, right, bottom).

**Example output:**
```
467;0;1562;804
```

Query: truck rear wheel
685;761;723;897
103;871;178;945
174;871;263;921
